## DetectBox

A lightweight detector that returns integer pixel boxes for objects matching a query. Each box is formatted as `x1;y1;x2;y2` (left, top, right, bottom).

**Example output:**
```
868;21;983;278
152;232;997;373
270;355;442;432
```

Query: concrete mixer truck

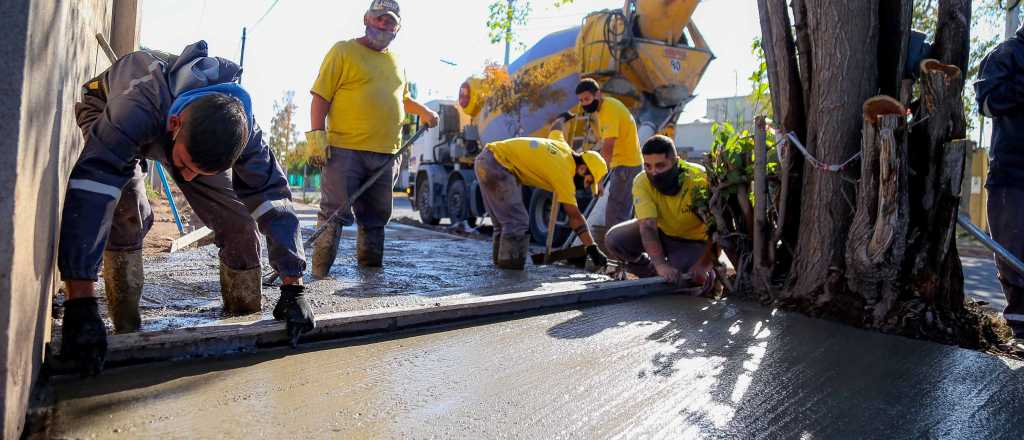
409;0;713;245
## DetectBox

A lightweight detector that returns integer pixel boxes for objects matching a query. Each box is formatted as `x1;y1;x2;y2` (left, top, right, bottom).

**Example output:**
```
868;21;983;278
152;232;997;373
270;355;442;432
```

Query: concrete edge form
47;277;691;373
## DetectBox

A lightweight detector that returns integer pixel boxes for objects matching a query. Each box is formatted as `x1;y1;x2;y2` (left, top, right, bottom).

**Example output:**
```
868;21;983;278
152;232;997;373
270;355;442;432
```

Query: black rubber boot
496;233;529;270
492;232;501;266
273;285;317;347
1000;277;1024;337
220;264;262;316
357;226;385;268
60;297;108;376
101;250;143;334
311;223;341;279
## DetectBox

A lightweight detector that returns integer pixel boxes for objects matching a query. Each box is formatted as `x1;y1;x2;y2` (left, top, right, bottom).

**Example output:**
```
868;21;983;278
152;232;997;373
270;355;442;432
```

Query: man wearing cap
574;78;644;241
307;0;438;277
474;117;609;270
605;135;716;286
58;41;314;375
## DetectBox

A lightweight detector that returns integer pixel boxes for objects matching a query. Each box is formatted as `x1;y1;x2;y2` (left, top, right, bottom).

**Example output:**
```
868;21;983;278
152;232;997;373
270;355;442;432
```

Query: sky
139;0;763;133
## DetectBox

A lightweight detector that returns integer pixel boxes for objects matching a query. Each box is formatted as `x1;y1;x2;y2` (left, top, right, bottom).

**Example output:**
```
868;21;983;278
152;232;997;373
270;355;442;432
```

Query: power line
253;0;282;27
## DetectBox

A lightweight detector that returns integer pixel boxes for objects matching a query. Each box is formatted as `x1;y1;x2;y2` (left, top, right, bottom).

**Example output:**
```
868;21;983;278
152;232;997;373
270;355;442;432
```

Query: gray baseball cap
368;0;400;23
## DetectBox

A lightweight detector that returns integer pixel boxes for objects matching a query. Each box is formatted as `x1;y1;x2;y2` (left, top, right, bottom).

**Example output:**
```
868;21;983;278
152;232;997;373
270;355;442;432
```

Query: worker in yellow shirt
575;78;644;236
605;135;717;286
306;0;438;278
474;117;609;270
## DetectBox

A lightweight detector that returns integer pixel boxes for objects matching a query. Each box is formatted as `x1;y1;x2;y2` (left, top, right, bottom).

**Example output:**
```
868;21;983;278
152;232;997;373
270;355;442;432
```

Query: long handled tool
958;212;1024;276
531;177;607;265
264;126;428;284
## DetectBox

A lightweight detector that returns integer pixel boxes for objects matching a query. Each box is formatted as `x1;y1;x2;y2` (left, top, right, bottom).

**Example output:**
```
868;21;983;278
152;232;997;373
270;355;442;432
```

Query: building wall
0;1;112;437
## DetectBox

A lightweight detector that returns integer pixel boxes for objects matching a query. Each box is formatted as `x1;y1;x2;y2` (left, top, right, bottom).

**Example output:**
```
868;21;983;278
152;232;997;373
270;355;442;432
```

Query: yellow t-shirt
596;96;642;168
310;40;410;154
633;160;709;241
487;131;579;207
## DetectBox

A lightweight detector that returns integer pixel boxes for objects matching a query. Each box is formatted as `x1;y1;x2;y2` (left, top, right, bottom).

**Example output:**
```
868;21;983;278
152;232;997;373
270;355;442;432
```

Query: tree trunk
786;0;879;322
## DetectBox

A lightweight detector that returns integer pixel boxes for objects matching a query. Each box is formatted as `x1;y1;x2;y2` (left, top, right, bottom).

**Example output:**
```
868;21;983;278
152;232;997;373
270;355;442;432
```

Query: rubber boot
101;250;143;334
492;232;501;266
220;264;262;315
311;222;341;279
496;233;529;270
357;226;385;268
1000;277;1024;337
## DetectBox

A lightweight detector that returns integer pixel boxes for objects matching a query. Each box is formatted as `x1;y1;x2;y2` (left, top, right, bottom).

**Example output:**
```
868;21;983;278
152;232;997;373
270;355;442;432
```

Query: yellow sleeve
548;129;566;143
632;174;658;220
311;43;345;101
598;106;620;140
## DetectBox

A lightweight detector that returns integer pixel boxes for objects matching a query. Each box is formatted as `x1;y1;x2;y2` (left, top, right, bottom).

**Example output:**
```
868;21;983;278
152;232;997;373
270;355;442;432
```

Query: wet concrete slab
86;206;603;332
51;294;1024;439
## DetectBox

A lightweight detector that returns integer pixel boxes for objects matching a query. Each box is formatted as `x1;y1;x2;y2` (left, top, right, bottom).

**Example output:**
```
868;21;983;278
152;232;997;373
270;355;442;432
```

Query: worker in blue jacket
59;41;314;375
975;24;1024;337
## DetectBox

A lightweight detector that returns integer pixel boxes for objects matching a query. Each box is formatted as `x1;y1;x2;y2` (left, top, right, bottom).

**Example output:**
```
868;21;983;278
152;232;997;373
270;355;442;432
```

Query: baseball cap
368;0;401;23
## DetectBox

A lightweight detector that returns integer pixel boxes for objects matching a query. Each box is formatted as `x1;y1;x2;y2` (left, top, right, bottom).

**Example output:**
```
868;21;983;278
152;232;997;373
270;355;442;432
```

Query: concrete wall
0;1;113;437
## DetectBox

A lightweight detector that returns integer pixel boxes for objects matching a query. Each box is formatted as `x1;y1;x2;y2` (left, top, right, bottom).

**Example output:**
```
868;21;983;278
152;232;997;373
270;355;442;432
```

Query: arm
310;93;331;131
563;204;595;246
687;241;719;284
404;97;439;127
231;123;306;285
975;45;1024;118
600;137;616;165
638;217;683;283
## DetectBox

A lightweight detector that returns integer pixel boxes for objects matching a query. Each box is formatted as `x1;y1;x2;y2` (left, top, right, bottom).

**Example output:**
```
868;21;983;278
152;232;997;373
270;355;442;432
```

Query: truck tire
447;178;477;226
416;174;441;225
528;190;569;246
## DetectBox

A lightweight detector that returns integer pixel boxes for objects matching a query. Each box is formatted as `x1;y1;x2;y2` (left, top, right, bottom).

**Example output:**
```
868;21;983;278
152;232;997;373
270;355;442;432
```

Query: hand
306;130;328;168
557;111;576;123
586;244;608;268
59;297;108;376
689;261;716;295
654;261;682;285
273;284;317;347
422;110;439;128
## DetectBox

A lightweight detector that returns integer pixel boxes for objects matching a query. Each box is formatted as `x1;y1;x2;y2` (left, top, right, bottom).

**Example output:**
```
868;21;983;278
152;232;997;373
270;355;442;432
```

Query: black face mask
582;98;601;114
648;162;684;196
573;174;587;191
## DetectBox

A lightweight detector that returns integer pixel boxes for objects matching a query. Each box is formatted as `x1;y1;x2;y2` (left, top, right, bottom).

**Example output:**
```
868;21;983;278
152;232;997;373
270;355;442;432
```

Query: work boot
492;232;501;266
220;264;262;315
59;297;107;376
356;226;385;268
311;222;341;279
101;250;143;334
1000;277;1024;337
496;233;530;270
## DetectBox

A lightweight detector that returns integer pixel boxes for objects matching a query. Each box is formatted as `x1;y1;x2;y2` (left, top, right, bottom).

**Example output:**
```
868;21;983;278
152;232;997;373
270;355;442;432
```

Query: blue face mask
365;25;397;50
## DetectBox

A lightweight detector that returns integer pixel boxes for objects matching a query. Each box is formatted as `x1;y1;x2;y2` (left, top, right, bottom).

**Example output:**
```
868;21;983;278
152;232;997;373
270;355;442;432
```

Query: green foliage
269;90;298;164
748;38;772;120
487;0;532;50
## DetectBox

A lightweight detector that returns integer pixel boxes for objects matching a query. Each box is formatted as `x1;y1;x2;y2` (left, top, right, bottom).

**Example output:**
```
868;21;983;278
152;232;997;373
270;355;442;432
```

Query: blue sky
140;0;763;133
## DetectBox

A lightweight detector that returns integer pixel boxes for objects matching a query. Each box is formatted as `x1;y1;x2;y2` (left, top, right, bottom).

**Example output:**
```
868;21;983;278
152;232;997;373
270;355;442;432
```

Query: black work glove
60;297;108;377
273;285;317;347
558;111;576;122
586;244;608;268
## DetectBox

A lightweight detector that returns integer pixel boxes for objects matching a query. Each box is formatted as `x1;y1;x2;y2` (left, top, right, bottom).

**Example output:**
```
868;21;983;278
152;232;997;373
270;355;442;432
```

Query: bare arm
563;204;595;246
310;93;331;131
404;98;439;126
638;218;666;263
600;137;616;164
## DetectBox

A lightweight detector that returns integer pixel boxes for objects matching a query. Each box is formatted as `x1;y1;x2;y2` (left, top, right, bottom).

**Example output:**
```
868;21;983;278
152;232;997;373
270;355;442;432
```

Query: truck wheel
528;190;569;246
416;174;441;225
447;178;473;226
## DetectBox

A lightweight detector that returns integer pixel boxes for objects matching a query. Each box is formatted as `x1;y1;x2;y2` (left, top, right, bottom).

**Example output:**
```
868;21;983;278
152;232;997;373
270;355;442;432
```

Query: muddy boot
101;250;143;334
273;284;316;347
60;297;108;376
311;223;341;279
1000;277;1024;337
220;264;262;316
356;226;385;268
496;233;529;270
492;232;501;266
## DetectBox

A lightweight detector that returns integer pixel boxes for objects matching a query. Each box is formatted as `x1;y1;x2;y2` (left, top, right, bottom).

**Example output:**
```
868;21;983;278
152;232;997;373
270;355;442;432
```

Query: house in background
675;95;757;157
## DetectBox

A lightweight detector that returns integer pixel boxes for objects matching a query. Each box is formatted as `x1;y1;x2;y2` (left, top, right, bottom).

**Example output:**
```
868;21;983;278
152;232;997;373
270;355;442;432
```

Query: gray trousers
605;219;705;277
109;164;261;271
475;148;529;237
319;147;399;231
988;186;1024;320
605;165;641;228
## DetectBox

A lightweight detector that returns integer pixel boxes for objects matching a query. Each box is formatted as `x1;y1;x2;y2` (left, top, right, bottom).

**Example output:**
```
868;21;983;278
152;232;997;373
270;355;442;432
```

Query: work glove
59;297;108;377
557;111;576;123
273;284;316;347
306;130;328;168
586;244;608;268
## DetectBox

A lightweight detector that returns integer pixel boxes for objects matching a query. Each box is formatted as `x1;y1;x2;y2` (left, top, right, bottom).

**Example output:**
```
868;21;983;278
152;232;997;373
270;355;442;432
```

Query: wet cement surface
83;203;602;332
52;294;1024;439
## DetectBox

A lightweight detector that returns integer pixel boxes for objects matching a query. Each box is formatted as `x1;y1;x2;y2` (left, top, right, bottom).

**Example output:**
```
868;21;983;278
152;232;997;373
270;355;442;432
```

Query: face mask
365;25;397;50
582;98;601;114
648;162;684;196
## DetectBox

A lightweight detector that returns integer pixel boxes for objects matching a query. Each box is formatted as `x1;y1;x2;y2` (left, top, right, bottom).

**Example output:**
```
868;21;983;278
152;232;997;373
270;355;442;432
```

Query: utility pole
239;27;248;83
1007;1;1021;40
504;0;513;66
